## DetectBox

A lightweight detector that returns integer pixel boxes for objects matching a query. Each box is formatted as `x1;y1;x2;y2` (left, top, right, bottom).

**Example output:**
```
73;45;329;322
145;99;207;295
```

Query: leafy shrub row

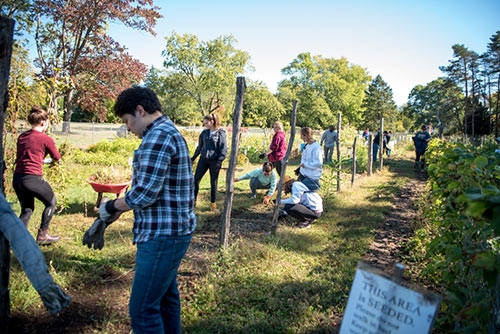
408;139;500;333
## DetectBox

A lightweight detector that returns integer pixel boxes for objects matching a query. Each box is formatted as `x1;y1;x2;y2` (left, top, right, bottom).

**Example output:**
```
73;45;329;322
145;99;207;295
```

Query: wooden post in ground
368;134;373;176
351;137;357;186
270;100;298;235
0;15;15;328
336;113;341;192
220;77;246;249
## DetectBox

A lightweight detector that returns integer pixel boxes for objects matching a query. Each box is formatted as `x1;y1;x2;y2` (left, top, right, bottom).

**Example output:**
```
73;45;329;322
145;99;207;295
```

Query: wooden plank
220;77;246;249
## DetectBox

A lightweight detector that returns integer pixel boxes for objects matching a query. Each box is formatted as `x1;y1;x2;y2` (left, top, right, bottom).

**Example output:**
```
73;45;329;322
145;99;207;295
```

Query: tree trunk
0;15;15;329
62;88;75;133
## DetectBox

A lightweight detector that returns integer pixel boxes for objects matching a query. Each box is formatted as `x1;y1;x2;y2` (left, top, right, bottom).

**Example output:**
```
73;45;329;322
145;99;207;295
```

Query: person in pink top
13;106;61;245
261;121;287;177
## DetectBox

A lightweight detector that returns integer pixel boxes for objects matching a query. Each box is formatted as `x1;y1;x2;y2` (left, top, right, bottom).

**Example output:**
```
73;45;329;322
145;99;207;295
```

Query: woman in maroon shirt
13;106;61;244
264;121;287;177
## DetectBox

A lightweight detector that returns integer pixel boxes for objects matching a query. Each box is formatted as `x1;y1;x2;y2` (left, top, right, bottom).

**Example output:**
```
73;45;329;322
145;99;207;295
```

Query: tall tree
31;0;161;128
440;44;479;137
485;31;500;137
405;78;464;136
361;75;398;131
278;52;370;129
160;32;250;123
241;80;285;128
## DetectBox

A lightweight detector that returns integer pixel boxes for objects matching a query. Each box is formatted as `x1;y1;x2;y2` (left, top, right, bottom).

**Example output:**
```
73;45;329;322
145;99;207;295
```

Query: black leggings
284;203;321;222
193;158;222;203
13;173;57;231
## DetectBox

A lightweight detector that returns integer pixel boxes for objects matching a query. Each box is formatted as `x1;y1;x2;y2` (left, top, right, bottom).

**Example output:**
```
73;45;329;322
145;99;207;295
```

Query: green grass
5;135;418;333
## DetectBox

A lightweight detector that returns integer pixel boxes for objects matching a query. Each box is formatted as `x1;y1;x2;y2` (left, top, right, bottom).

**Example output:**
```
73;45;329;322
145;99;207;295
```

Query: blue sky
109;0;499;106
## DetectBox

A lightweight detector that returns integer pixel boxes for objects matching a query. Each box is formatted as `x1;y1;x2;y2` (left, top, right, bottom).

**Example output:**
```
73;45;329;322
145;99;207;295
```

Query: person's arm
267;172;277;197
280;183;304;205
46;137;62;161
217;129;228;163
191;131;204;161
234;169;258;182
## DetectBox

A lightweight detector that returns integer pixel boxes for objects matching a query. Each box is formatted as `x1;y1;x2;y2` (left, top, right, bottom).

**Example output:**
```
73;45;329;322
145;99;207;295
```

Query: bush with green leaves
408;139;500;333
70;137;140;167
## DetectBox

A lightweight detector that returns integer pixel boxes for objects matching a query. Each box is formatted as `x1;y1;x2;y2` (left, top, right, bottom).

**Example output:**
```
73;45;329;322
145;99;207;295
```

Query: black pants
273;159;284;177
13;173;57;231
284;203;321;222
194;158;222;203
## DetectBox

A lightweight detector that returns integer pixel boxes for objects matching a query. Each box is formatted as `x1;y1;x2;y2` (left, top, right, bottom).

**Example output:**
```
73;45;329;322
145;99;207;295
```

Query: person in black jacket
191;113;227;211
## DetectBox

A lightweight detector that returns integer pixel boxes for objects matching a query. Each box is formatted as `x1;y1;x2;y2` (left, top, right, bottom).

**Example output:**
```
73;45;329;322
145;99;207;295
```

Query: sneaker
250;194;256;199
296;221;311;229
37;229;61;245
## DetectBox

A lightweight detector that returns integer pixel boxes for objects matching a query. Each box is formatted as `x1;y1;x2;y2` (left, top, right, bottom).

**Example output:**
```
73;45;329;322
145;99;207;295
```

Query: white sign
340;263;441;334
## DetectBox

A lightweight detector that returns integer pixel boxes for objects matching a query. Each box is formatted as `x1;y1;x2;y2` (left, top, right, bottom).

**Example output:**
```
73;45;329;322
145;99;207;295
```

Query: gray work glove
98;198;122;223
82;218;109;250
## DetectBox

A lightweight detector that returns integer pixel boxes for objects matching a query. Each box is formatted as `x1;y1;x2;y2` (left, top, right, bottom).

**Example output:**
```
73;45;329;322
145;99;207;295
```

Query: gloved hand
98;198;121;223
263;195;271;205
216;162;222;170
82;218;109;250
294;167;301;176
258;153;266;159
234;177;239;182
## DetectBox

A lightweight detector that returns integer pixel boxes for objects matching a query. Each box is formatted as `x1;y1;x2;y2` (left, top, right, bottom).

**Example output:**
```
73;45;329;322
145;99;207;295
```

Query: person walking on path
260;121;287;177
320;125;338;163
86;86;196;333
191;113;227;212
234;162;277;204
413;125;431;171
13;106;61;245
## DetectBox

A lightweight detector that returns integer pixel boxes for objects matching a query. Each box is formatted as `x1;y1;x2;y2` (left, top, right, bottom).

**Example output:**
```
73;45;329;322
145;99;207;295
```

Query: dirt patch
362;177;426;283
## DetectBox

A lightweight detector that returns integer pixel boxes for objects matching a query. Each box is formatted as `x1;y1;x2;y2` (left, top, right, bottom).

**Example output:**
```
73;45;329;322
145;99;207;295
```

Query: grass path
8;150;424;333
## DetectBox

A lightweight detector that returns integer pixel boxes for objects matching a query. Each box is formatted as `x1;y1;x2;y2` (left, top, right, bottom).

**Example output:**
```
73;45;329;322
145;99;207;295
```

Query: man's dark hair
114;85;162;117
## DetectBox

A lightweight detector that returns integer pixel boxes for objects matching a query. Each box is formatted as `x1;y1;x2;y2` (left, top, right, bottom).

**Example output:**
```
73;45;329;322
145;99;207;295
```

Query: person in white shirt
295;127;323;192
278;176;323;229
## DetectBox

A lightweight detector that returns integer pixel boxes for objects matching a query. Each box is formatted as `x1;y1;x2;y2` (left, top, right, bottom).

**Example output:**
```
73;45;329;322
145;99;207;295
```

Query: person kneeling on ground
277;176;323;229
234;162;277;204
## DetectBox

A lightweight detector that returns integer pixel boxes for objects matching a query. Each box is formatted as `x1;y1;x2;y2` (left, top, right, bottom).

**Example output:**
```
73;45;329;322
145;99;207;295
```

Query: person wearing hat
277;176;323;229
412;124;431;171
234;162;277;204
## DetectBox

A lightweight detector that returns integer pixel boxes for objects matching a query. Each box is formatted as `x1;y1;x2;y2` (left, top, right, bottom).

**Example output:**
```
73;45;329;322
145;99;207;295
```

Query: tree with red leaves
31;0;162;128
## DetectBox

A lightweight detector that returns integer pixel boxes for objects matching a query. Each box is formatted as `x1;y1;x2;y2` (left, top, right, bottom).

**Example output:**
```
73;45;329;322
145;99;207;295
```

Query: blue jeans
0;192;71;314
298;174;320;192
130;234;193;334
323;145;334;163
373;143;379;163
249;177;270;196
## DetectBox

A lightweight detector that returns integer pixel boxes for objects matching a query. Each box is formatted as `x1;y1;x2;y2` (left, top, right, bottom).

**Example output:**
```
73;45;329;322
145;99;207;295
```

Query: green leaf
444;291;463;307
471;252;496;270
473;156;488;168
466;201;487;217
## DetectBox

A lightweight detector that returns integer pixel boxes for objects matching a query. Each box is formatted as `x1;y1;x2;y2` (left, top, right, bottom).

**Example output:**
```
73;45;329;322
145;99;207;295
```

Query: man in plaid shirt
86;85;196;333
